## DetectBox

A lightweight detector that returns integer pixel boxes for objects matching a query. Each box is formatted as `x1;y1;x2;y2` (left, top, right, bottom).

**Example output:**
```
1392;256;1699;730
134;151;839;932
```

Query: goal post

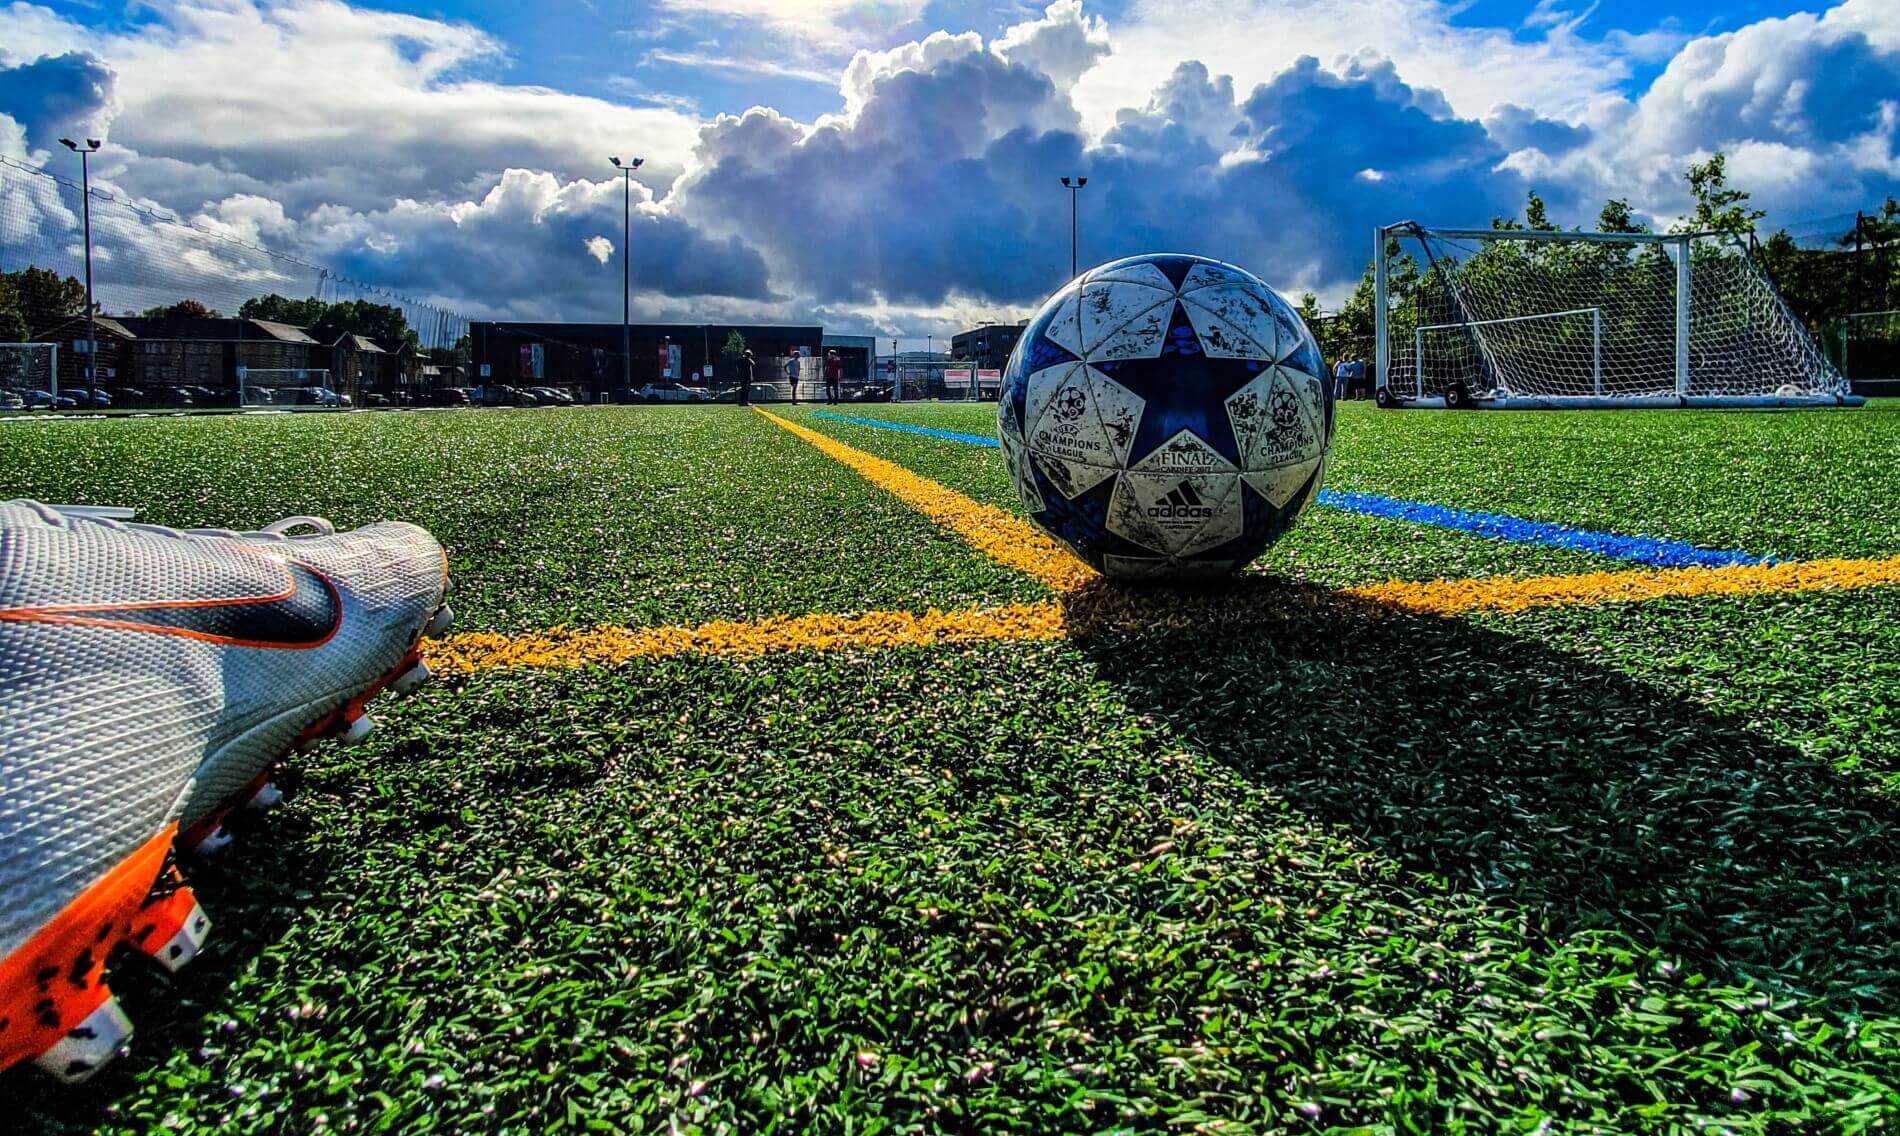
1373;222;1859;409
0;343;58;400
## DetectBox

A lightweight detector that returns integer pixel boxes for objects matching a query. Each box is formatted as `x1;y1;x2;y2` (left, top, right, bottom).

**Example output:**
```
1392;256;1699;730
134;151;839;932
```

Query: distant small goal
0;343;58;396
1374;223;1859;409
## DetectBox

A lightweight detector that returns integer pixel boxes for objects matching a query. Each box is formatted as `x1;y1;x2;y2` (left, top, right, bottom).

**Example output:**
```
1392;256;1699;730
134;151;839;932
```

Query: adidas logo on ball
1148;482;1213;520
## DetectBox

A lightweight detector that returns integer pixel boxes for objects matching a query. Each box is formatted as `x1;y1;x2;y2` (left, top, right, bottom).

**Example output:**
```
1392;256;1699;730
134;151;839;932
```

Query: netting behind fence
1381;226;1847;403
1837;310;1900;381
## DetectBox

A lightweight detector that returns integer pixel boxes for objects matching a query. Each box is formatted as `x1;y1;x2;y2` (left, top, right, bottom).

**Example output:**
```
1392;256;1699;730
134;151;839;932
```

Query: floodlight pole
60;138;101;401
610;156;643;394
1060;176;1088;280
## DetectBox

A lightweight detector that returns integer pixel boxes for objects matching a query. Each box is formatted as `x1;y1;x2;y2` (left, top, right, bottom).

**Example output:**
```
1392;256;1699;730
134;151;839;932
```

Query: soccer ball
996;253;1333;580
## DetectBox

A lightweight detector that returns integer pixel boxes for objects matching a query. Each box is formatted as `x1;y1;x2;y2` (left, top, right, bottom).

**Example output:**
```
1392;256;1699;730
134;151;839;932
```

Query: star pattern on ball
1087;300;1273;468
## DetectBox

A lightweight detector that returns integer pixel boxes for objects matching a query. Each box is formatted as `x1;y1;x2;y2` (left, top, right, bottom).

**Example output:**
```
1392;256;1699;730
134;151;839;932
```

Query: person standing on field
784;355;800;403
824;349;843;405
739;349;755;405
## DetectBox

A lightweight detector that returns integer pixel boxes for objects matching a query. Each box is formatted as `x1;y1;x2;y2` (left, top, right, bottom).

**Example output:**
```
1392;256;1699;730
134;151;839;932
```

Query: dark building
472;322;824;398
26;314;138;393
952;322;1029;370
112;317;323;396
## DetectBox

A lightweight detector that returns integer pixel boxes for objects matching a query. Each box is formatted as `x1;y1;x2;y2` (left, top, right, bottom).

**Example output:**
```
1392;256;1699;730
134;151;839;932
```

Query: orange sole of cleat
0;823;179;1078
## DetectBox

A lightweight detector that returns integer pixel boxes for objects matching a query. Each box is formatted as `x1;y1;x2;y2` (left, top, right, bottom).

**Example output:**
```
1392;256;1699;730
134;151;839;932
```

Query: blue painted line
1313;490;1763;568
808;411;1762;568
813;411;1000;448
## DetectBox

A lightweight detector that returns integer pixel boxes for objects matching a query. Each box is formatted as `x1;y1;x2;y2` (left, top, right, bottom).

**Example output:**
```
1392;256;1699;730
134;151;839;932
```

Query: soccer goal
0;343;58;399
1374;223;1858;409
238;368;336;405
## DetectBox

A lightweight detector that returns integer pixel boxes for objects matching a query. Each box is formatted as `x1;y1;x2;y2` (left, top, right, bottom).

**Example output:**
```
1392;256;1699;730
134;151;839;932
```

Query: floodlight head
59;138;78;151
1076;177;1088;187
629;157;644;169
611;156;622;167
85;139;101;150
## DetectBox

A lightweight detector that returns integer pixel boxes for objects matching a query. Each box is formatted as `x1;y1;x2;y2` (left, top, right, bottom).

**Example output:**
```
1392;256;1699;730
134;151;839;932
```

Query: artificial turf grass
17;616;1900;1134
0;407;1045;633
779;405;1629;588
800;400;1900;562
9;403;1900;1131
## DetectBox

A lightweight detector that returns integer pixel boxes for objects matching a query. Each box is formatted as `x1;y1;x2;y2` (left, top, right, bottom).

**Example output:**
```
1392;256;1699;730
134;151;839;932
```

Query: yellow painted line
422;603;1067;673
755;407;1094;592
1349;554;1900;615
423;554;1900;673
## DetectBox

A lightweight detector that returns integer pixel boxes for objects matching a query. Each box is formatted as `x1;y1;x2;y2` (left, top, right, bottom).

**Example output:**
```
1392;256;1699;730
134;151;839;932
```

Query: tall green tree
141;299;220;319
235;294;415;347
0;266;87;322
1675;153;1765;235
239;294;327;327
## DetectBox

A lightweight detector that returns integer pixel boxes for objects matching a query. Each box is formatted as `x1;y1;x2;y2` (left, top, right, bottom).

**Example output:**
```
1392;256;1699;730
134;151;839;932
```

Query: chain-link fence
1;155;468;409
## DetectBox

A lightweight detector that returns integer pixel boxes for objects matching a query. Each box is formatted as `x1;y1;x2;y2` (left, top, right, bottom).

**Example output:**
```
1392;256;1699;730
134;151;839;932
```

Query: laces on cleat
259;515;337;538
389;659;431;697
339;712;376;746
245;781;285;811
32;995;133;1084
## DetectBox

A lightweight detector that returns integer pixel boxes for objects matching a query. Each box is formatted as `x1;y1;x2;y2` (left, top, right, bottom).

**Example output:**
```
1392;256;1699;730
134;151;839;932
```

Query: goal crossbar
1386;222;1722;245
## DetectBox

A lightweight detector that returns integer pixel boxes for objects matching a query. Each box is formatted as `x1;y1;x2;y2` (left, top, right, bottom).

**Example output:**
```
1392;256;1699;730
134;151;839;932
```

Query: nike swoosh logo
0;561;343;649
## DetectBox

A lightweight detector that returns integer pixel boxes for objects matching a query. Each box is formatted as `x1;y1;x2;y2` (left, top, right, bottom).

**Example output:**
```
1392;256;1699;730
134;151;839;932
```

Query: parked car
423;386;471;406
108;386;148;408
275;386;343;407
147;388;195;408
529;386;577;406
71;388;113;409
240;386;275;406
0;391;25;411
24;389;77;410
639;383;711;403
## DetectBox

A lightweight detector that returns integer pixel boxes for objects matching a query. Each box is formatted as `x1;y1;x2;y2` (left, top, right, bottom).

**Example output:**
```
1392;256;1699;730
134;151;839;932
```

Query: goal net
1375;223;1855;408
238;368;335;404
0;343;57;397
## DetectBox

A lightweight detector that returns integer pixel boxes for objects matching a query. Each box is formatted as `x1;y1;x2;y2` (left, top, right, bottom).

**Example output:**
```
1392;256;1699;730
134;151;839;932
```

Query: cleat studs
191;826;233;857
245;781;285;811
149;902;212;974
422;604;454;640
389;659;430;697
340;713;375;746
33;996;133;1083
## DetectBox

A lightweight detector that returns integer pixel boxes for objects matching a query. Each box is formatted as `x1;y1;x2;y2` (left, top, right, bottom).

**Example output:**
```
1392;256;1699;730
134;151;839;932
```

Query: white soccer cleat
0;499;450;1080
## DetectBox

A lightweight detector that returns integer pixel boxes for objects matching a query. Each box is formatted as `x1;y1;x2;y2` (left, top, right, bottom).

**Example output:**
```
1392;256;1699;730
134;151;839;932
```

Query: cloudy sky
1;0;1896;341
